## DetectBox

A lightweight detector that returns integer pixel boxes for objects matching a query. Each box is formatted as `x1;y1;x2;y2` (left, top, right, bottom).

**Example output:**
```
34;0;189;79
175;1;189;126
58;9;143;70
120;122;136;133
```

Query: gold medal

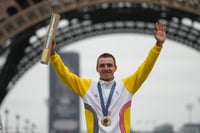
98;81;116;127
101;116;111;126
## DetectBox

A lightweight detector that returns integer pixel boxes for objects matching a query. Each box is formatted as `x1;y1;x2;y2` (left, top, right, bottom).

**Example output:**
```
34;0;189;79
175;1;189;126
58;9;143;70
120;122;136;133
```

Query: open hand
154;22;166;46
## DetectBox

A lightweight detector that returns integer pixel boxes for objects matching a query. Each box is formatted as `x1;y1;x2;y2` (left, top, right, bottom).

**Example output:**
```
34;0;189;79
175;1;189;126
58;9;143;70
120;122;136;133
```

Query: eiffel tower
0;0;200;105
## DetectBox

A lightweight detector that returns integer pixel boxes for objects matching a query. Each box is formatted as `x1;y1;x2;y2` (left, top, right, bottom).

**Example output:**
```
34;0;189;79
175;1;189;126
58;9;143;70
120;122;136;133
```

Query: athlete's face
96;57;117;81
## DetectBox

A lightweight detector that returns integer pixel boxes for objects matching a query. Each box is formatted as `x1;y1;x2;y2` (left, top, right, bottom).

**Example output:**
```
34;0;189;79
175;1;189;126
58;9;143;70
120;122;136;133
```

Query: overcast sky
0;34;200;133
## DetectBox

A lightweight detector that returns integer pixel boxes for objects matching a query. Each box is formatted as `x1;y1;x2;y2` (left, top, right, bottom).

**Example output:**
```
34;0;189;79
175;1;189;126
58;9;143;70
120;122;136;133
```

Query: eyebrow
99;63;114;67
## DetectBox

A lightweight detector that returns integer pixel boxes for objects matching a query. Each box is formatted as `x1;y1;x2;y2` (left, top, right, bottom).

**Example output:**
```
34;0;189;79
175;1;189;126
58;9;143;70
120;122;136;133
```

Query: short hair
96;53;116;66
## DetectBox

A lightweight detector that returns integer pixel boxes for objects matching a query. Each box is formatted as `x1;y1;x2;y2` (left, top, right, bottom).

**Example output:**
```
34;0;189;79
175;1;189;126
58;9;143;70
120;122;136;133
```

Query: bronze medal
101;116;111;126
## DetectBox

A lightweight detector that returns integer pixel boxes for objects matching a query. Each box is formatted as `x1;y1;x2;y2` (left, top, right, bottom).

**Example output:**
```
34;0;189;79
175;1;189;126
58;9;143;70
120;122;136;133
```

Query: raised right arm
50;42;92;97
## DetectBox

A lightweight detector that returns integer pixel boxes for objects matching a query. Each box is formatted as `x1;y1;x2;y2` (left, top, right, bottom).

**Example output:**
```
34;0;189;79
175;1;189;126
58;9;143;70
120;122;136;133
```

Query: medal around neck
98;81;116;127
101;116;111;126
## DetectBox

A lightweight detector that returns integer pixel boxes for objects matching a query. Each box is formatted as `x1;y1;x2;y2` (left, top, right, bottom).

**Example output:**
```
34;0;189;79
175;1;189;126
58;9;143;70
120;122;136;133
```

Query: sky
0;33;200;133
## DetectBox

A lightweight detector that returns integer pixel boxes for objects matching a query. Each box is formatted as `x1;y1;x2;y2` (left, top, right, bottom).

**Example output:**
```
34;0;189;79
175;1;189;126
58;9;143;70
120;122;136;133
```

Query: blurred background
0;0;200;133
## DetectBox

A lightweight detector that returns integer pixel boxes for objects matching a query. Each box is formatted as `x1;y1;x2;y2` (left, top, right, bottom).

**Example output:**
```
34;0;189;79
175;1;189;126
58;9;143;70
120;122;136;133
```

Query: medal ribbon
97;81;116;116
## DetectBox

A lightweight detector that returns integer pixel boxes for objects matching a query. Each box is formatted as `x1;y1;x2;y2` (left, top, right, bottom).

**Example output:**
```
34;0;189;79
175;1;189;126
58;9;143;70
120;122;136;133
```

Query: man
49;22;166;133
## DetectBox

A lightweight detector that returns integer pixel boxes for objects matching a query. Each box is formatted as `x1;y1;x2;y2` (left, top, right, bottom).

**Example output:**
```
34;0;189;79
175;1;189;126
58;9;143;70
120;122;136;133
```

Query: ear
114;65;117;72
96;65;99;73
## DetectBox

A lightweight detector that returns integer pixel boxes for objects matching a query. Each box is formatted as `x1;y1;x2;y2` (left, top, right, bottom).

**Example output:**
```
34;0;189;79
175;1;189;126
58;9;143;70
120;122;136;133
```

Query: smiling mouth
103;70;111;74
102;72;111;75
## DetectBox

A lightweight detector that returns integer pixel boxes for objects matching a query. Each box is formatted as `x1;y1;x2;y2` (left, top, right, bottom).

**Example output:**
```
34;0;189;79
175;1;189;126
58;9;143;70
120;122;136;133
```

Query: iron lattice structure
0;0;200;105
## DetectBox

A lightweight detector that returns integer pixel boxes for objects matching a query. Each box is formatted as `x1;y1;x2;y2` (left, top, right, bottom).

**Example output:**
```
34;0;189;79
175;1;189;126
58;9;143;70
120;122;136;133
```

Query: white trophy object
40;13;60;64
